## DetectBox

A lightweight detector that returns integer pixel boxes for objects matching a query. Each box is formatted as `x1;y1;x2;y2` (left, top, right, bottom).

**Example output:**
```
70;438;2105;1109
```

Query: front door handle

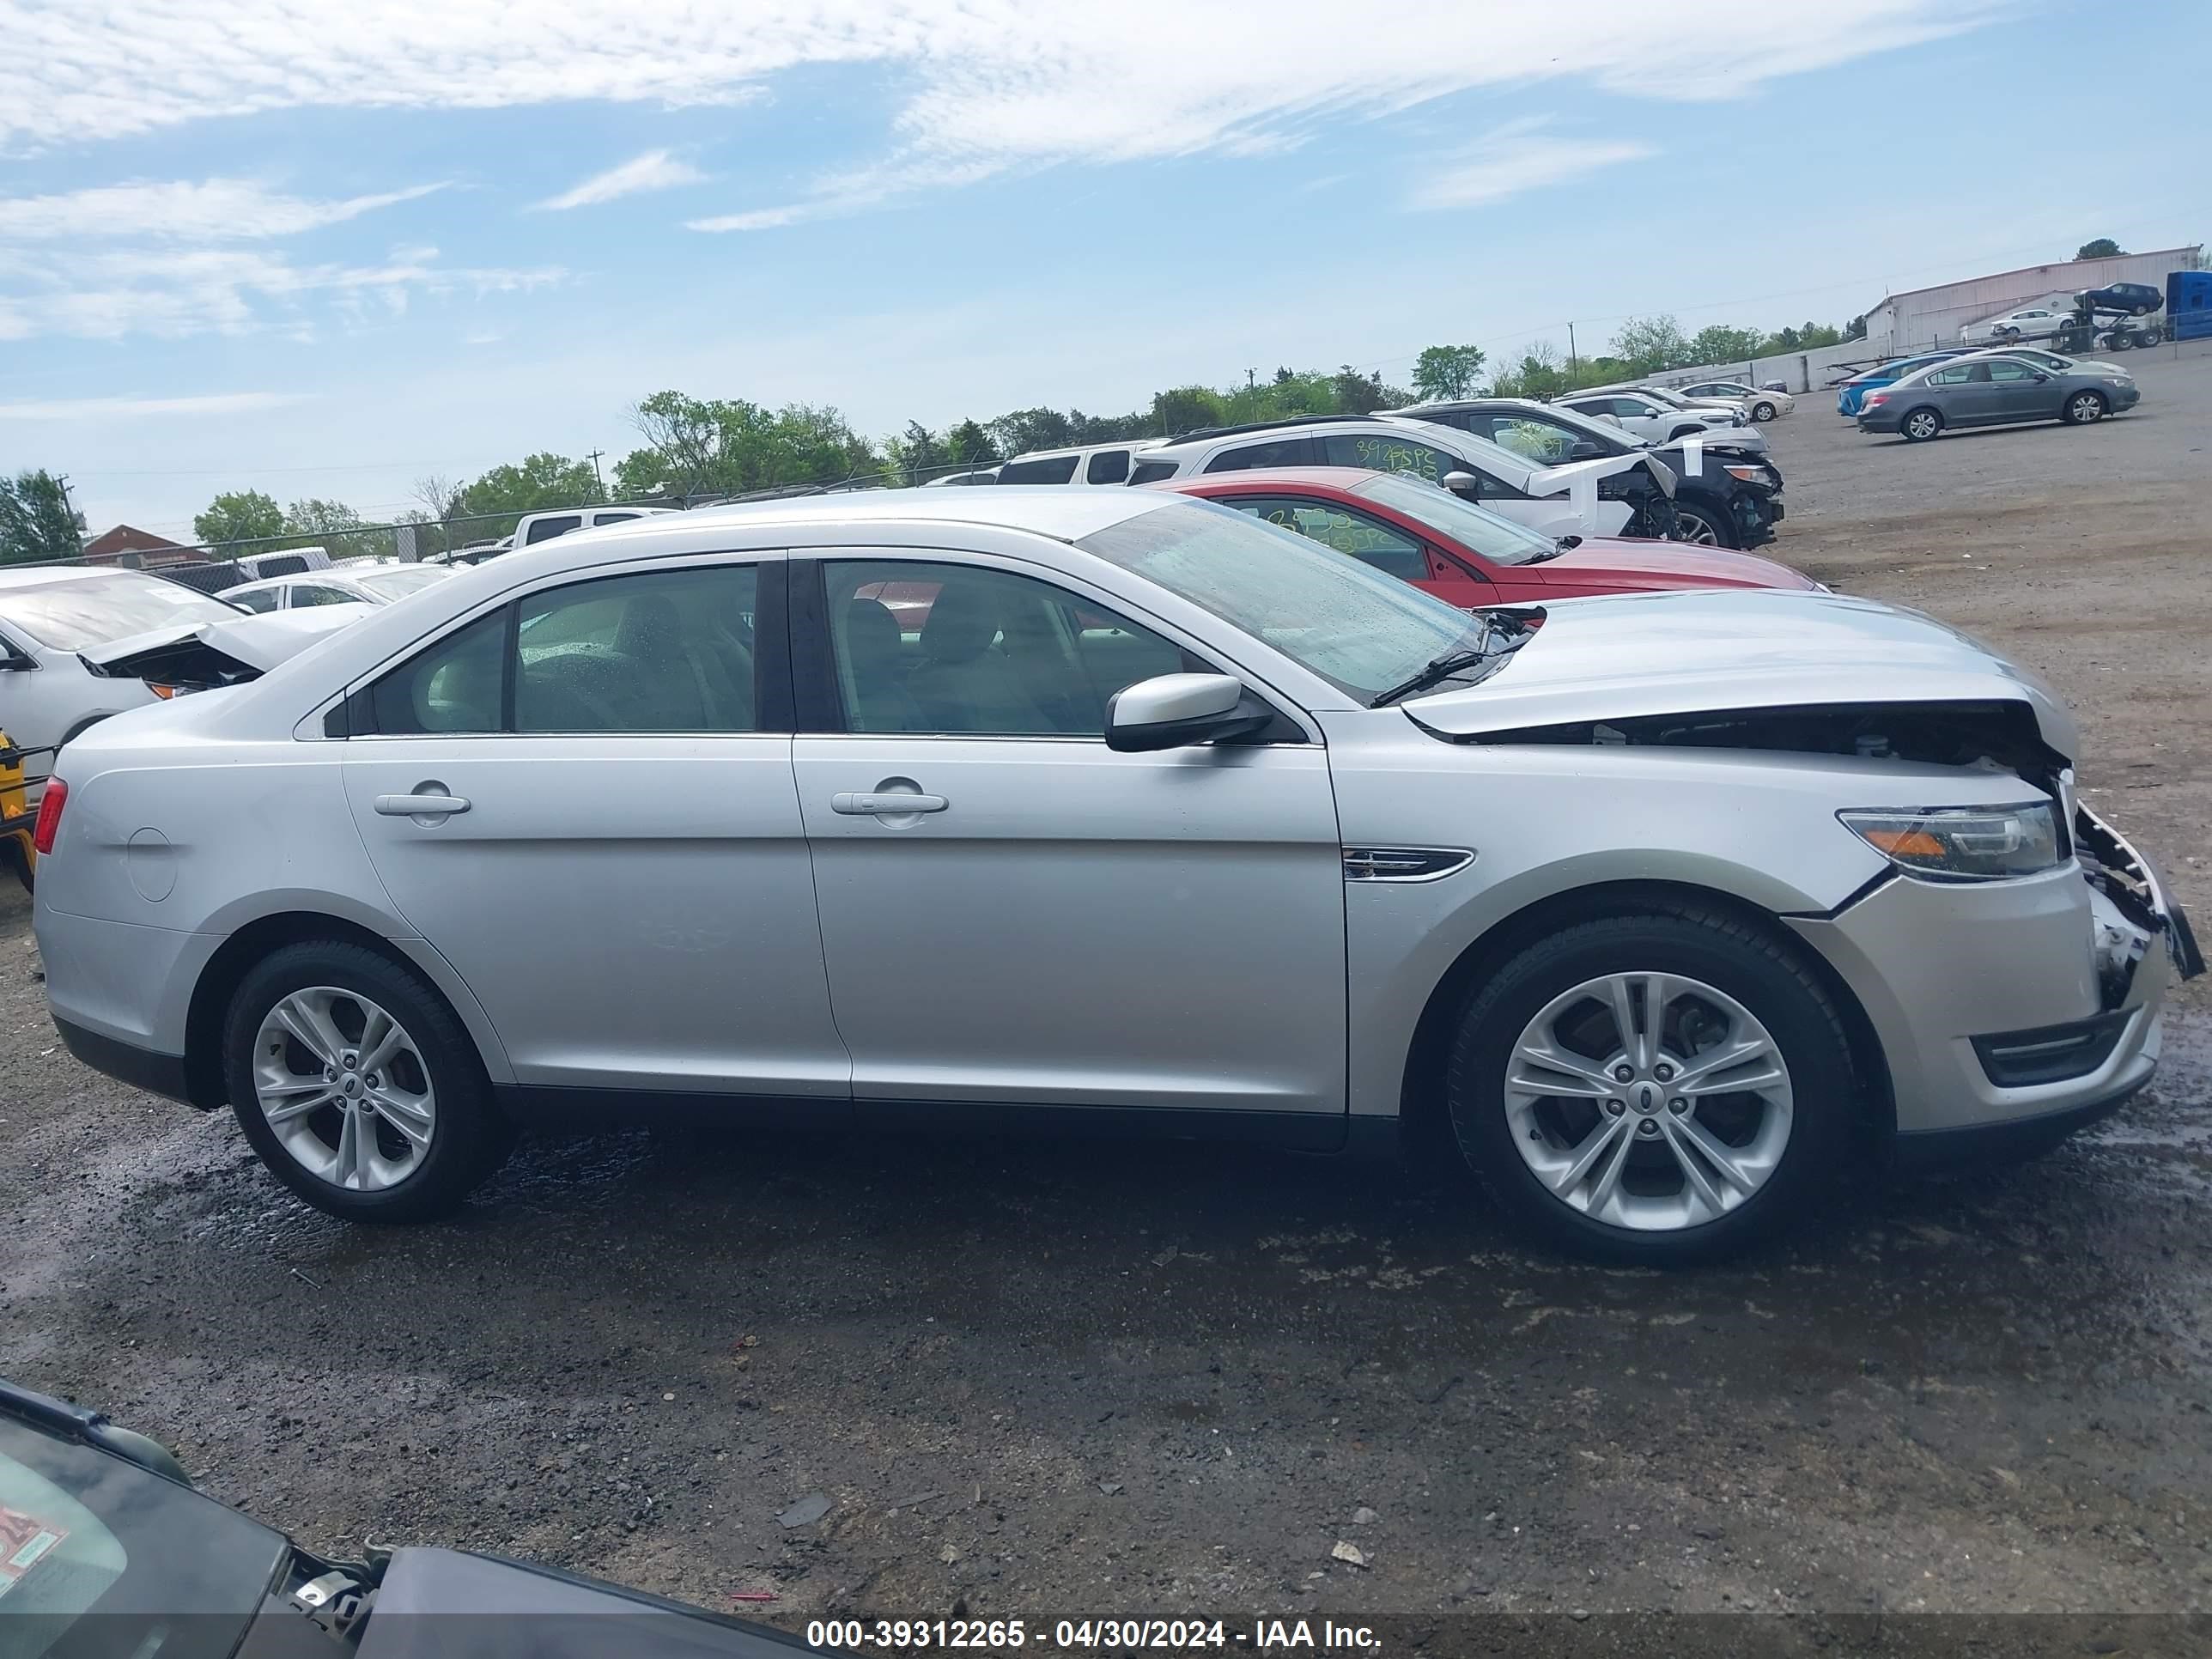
831;791;948;816
374;787;471;820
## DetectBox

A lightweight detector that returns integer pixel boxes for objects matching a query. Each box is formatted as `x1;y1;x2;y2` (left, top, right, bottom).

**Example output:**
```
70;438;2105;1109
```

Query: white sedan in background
221;562;454;613
1960;304;2070;344
1675;381;1795;422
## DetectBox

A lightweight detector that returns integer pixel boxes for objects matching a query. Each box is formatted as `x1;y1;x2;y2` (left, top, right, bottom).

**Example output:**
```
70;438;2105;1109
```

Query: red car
1152;468;1818;606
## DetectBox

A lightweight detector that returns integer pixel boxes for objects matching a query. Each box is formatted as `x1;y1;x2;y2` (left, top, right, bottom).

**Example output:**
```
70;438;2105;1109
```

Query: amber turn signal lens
1860;828;1946;859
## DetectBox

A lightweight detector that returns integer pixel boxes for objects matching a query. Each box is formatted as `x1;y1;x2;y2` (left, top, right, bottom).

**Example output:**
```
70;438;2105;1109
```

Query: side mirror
1568;441;1603;460
1440;470;1480;496
1105;673;1269;752
2031;371;2050;382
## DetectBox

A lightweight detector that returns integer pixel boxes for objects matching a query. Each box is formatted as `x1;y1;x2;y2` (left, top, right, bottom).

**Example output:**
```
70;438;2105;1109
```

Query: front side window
363;564;759;736
1317;431;1456;484
1085;449;1131;484
824;561;1188;737
1475;415;1577;465
289;584;357;607
1987;360;2039;382
524;514;583;544
1222;496;1428;580
1079;500;1479;703
226;587;280;614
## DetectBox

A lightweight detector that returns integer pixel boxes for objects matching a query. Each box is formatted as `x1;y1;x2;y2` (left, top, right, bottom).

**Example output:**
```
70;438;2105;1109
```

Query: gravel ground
3;349;2210;1642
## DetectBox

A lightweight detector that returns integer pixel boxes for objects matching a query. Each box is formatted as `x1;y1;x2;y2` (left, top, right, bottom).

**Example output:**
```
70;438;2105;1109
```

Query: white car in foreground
33;493;2200;1264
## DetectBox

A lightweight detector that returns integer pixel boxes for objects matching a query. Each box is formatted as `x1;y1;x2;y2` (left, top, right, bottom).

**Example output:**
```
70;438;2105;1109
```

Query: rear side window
228;588;279;614
1129;459;1177;484
592;511;641;526
996;455;1081;484
524;514;584;544
1085;449;1131;484
248;555;309;580
1202;435;1316;472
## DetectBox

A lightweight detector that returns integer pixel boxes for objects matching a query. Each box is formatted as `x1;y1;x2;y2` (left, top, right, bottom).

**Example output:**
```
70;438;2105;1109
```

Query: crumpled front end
1788;801;2197;1149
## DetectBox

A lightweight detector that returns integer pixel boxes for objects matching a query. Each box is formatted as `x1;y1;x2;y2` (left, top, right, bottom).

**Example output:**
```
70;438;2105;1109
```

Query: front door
793;554;1347;1126
1984;357;2059;421
340;556;850;1099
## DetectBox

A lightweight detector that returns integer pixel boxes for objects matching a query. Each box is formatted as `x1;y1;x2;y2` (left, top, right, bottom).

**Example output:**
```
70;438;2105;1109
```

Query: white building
1863;246;2202;356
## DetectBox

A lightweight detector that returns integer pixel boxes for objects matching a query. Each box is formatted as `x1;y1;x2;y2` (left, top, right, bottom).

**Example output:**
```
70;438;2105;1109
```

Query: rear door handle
374;791;471;818
831;792;948;816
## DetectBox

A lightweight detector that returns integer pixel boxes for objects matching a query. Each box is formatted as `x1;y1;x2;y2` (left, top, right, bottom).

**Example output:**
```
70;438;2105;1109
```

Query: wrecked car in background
31;492;2201;1265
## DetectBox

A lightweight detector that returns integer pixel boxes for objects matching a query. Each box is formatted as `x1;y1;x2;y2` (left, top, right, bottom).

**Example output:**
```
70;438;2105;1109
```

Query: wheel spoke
1605;975;1645;1070
1545;1111;1629;1198
333;1109;365;1189
272;994;343;1069
369;1091;433;1149
1670;1113;1762;1196
1583;1123;1637;1213
357;1008;404;1074
1508;1040;1618;1097
259;1076;333;1099
1671;1033;1781;1092
1658;1115;1729;1217
264;1090;336;1127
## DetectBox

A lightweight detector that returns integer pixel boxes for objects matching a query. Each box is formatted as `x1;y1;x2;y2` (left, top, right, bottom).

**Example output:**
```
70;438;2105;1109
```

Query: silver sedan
33;493;2196;1263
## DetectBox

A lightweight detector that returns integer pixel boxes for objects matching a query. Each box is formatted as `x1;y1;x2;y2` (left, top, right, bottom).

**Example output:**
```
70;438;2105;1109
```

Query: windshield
0;1413;288;1658
1349;471;1558;566
0;573;237;652
1079;500;1482;702
352;566;450;600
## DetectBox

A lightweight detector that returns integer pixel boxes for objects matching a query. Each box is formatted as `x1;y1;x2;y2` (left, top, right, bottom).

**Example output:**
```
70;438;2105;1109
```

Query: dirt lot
3;350;2210;1644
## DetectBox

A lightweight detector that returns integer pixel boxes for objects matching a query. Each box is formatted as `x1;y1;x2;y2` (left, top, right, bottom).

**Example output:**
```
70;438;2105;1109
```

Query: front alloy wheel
1504;974;1791;1231
2064;391;2107;424
1752;401;1778;422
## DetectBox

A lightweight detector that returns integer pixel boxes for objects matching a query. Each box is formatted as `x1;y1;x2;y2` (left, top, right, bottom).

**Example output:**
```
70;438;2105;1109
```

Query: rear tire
1445;908;1858;1266
1900;407;1943;442
222;941;511;1222
2062;390;2108;426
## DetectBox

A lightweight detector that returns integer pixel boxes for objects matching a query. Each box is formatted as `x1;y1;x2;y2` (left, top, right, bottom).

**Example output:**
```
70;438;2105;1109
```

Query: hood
1404;588;2078;759
1535;538;1819;592
80;603;373;687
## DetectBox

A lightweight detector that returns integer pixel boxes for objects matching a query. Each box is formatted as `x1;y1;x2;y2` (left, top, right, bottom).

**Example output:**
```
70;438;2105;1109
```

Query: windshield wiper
1370;618;1498;707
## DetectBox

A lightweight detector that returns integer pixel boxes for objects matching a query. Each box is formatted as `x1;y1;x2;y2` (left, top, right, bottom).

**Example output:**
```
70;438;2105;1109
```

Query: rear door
339;554;851;1102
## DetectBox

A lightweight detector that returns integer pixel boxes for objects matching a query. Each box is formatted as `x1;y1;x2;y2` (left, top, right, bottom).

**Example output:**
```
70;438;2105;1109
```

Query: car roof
575;487;1175;547
0;562;154;590
1154;466;1380;493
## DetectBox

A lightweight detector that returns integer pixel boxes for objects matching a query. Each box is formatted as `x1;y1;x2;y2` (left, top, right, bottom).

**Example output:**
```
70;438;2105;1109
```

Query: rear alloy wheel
1751;401;1778;422
1447;908;1856;1264
2063;390;2108;426
1901;408;1943;442
224;942;511;1221
1670;502;1736;547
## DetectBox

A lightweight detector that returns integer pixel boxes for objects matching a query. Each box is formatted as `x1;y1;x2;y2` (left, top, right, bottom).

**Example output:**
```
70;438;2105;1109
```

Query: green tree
0;470;84;565
451;453;605;538
885;421;947;486
616;394;878;501
1411;344;1487;403
945;419;1001;467
2076;238;2124;260
283;496;375;560
1611;315;1691;375
1490;342;1566;400
1330;365;1405;415
1685;325;1763;368
1152;385;1228;437
988;408;1076;458
192;489;286;553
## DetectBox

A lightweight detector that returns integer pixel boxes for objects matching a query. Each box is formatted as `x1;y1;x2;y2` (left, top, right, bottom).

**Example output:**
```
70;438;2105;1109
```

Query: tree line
3;311;1865;564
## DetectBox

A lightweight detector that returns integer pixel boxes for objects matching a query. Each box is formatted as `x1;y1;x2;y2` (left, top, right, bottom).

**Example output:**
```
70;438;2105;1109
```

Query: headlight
1838;803;2064;882
1723;464;1768;482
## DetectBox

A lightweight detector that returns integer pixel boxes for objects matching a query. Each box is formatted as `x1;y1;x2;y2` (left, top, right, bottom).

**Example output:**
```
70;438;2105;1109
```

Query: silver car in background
1858;352;2140;441
33;493;2198;1263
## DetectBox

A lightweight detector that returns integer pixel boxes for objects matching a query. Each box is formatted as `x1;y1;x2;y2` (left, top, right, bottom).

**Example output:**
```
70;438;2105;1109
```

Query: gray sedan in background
1858;352;2138;441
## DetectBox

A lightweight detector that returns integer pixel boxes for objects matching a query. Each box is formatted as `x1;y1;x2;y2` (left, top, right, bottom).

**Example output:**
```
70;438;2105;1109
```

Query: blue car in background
1836;351;1974;416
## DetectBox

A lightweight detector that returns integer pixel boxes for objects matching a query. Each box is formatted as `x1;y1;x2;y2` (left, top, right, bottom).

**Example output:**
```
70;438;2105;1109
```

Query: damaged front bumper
1785;804;2198;1151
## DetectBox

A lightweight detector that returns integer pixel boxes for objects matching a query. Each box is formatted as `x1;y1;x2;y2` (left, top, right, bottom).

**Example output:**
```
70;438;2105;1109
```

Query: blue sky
2;0;2206;538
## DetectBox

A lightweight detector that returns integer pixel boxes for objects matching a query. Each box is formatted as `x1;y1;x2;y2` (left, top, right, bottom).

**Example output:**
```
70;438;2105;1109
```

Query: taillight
32;778;66;855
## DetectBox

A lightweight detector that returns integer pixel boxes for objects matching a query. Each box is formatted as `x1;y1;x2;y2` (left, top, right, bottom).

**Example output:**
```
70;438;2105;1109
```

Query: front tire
1670;501;1739;548
1751;401;1778;422
1900;407;1943;441
2062;390;2108;426
1445;908;1858;1265
222;941;511;1222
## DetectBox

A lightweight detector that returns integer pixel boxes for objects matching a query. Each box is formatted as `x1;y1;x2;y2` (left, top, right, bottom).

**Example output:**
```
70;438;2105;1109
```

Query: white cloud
4;3;1993;219
0;392;313;420
537;149;709;210
0;178;446;240
1407;123;1656;211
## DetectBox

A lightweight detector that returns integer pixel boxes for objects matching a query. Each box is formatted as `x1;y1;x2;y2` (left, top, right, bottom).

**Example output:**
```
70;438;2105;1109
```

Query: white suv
1554;389;1765;449
1124;416;1663;540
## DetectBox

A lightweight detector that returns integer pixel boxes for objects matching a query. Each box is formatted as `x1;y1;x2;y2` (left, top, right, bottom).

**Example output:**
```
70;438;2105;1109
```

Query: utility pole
1247;368;1257;391
586;449;605;497
1566;324;1578;375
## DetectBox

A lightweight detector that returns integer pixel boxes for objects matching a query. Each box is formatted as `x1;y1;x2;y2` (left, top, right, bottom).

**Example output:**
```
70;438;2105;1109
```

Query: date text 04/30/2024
804;1620;1382;1650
